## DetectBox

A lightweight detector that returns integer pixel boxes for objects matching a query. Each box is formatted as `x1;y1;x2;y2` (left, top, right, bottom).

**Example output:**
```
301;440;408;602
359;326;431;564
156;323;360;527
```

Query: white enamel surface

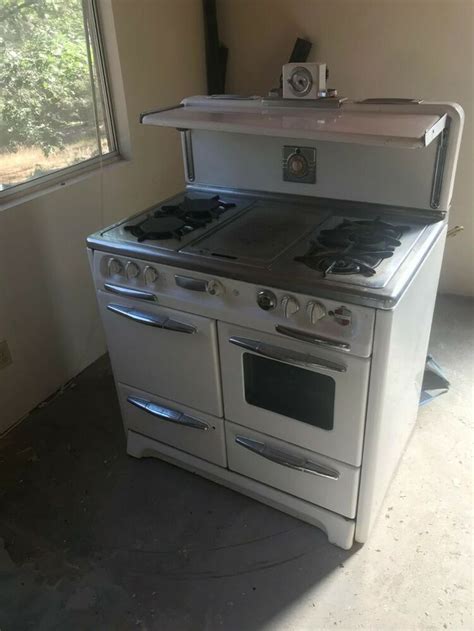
127;430;356;550
142;101;444;148
355;229;446;542
190;130;437;211
218;321;370;466
92;251;375;357
96;291;222;416
117;383;226;467
226;421;360;518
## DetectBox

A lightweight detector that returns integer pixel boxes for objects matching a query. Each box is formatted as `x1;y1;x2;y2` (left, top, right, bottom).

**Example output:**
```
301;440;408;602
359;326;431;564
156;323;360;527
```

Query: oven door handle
107;304;196;334
228;336;346;373
104;283;157;302
235;436;340;480
127;396;209;430
275;325;351;352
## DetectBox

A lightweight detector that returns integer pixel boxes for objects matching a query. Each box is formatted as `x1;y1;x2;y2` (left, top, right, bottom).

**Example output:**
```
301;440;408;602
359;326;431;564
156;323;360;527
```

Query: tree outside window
0;0;117;195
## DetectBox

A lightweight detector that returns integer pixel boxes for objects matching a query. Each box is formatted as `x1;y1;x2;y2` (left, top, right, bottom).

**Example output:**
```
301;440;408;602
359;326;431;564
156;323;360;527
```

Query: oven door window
243;353;335;430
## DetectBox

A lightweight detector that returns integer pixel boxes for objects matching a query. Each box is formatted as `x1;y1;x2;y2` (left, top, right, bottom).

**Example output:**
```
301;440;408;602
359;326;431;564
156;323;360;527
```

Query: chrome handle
275;325;351;352
127;396;208;430
229;336;346;373
107;304;196;334
104;283;156;302
175;275;208;292
235;436;339;480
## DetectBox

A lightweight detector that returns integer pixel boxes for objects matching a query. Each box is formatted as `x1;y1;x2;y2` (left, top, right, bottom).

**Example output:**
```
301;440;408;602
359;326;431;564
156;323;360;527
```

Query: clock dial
288;66;313;97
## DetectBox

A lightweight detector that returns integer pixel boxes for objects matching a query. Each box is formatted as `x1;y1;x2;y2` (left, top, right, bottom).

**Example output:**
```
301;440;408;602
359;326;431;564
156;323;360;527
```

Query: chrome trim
229;336;346;373
235;435;340;480
175;275;208;292
139;103;184;124
181;130;195;182
431;123;450;209
275;325;351;352
127;396;208;430
107;304;196;334
104;283;156;301
107;304;165;327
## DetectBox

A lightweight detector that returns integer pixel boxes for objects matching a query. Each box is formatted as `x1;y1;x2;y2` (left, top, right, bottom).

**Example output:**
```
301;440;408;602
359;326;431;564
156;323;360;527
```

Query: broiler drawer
118;384;226;467
226;421;359;518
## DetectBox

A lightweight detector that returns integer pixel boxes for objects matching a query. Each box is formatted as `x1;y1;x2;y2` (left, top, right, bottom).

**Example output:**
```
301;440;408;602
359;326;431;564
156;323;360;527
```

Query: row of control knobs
107;257;158;284
257;289;336;324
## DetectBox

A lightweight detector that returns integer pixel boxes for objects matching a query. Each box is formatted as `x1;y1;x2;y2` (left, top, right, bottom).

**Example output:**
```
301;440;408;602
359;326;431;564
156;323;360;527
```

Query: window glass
0;0;116;193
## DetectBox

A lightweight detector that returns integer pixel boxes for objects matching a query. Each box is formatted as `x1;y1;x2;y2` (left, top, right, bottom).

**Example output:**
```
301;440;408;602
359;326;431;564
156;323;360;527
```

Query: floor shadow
0;355;358;631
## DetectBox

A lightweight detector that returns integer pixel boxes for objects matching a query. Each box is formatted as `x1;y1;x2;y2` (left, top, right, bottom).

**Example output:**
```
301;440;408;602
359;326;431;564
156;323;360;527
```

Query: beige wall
217;0;474;295
0;0;206;433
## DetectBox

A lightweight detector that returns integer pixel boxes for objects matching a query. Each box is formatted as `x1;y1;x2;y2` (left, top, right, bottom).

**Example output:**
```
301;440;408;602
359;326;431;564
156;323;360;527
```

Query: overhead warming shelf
140;97;447;149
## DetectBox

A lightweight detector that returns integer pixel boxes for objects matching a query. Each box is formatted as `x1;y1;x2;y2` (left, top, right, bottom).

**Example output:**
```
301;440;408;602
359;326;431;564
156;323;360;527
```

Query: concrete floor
0;294;472;631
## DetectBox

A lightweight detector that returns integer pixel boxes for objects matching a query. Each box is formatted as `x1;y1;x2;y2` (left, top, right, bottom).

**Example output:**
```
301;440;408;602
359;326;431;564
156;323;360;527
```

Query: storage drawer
118;384;226;467
97;291;222;416
226;421;359;518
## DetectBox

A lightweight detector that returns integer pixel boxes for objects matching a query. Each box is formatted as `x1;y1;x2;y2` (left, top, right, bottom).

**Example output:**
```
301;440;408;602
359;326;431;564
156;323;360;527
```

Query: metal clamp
127;396;208;430
104;283;156;302
275;325;351;352
107;304;196;334
229;336;346;373
235;436;339;480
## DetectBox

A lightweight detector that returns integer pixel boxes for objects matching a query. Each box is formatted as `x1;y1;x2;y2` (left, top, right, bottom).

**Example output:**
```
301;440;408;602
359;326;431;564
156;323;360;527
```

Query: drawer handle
275;325;351;352
127;396;209;430
235;435;340;480
104;283;156;301
107;304;196;334
229;336;346;373
175;275;208;292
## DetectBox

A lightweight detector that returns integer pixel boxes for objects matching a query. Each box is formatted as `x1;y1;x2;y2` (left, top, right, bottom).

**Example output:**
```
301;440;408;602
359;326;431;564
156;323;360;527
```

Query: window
0;0;118;199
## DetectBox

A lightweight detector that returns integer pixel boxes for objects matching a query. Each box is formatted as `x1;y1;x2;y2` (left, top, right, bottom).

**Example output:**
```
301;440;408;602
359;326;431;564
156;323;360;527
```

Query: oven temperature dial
125;261;140;279
307;300;326;324
144;265;158;285
107;257;123;276
281;295;300;318
207;280;224;296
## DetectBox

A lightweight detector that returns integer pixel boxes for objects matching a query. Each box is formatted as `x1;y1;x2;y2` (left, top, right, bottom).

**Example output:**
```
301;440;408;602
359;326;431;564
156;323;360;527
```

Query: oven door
218;322;369;466
97;291;222;416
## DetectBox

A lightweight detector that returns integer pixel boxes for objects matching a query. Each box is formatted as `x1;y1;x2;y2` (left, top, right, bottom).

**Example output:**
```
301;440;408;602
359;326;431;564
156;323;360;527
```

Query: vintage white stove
87;95;463;549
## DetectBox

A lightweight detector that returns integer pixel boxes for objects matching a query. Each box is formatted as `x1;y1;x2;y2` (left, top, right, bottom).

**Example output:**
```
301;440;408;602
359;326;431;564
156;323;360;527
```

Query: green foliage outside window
0;0;96;156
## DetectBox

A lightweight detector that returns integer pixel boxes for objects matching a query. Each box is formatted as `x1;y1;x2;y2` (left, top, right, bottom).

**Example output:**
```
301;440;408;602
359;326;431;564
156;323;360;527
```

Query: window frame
0;0;120;204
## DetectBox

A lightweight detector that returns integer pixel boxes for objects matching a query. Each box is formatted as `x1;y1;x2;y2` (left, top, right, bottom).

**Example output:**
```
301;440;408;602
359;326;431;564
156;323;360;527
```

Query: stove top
124;195;236;242
294;216;409;278
99;192;251;251
87;189;443;306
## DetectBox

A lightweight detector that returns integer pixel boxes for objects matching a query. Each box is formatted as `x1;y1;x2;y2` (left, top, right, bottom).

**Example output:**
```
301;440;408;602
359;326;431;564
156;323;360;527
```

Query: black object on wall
288;38;312;63
202;0;228;95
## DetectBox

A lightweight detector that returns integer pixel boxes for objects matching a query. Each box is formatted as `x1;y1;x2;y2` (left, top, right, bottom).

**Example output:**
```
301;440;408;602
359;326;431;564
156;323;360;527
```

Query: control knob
307;300;326;324
281;295;300;318
257;289;277;311
107;257;122;276
125;261;140;279
144;265;158;285
206;280;224;296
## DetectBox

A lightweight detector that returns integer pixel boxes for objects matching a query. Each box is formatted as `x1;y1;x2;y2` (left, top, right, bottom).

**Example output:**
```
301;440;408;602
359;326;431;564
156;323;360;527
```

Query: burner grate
124;195;236;242
295;217;408;277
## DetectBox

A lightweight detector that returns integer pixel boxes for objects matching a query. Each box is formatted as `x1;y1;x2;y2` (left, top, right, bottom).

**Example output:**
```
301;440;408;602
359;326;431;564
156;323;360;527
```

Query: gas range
87;96;463;550
88;189;443;308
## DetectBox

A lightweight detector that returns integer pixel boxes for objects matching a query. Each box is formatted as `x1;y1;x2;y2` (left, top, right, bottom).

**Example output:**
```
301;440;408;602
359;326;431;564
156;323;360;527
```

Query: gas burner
295;217;408;277
124;195;236;242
